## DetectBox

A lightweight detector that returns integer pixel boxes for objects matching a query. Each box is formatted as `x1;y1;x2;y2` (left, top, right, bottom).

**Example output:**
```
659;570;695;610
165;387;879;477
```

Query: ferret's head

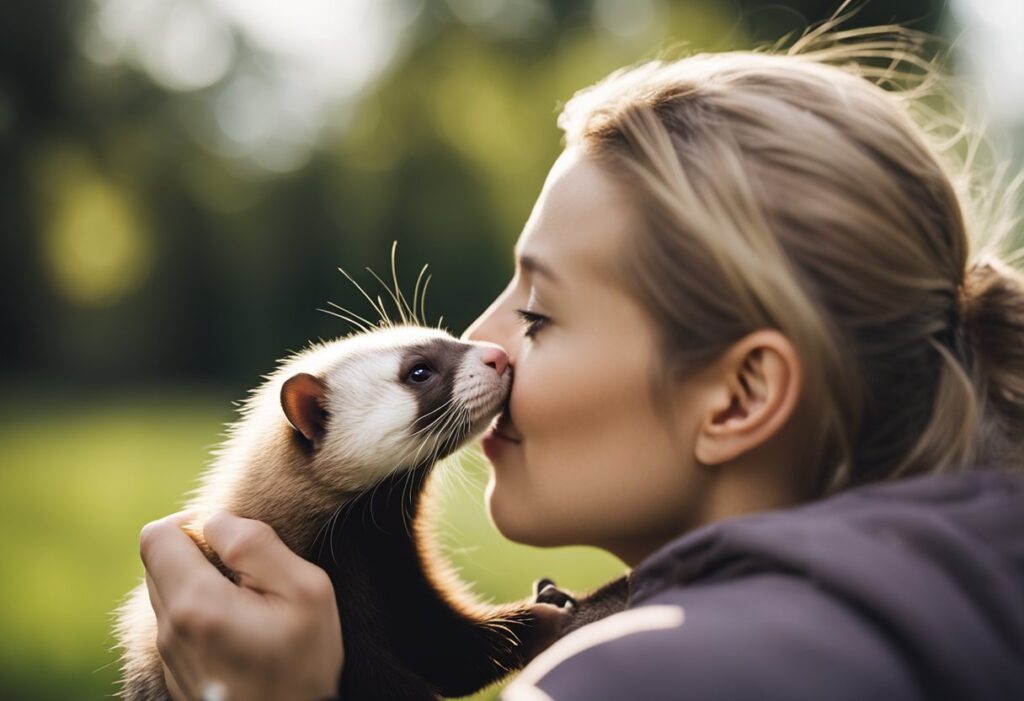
273;326;510;493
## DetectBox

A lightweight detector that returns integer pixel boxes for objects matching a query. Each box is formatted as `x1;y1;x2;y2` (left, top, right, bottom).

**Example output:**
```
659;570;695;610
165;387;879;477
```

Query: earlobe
693;333;801;466
281;373;329;448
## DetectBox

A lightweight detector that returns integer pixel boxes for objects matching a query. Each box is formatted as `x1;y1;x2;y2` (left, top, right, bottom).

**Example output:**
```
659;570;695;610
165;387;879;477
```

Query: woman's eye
514;309;549;339
408;364;433;383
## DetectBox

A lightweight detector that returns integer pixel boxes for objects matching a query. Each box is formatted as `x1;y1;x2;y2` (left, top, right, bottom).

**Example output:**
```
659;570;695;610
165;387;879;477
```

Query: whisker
337;266;390;324
389;241;417;325
325;301;376;329
319;308;371;334
411;263;430;327
420;274;433;328
366;265;408;326
375;294;393;327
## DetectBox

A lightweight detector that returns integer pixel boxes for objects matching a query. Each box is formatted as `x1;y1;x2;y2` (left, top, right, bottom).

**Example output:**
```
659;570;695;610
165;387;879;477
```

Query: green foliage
0;0;947;386
0;393;231;699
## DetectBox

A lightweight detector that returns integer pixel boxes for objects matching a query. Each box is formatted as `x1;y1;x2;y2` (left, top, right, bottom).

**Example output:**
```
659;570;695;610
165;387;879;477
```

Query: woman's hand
140;511;344;701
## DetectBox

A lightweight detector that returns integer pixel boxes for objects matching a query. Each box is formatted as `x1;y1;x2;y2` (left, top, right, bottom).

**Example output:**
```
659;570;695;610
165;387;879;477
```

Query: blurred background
1;0;1020;698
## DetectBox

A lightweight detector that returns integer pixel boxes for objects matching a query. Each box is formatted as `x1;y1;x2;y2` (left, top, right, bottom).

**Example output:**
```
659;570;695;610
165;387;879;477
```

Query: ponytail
964;257;1024;469
890;256;1024;485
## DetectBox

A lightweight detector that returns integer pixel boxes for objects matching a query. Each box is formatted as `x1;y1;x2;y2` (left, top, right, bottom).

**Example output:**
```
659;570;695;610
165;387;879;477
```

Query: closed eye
515;309;549;339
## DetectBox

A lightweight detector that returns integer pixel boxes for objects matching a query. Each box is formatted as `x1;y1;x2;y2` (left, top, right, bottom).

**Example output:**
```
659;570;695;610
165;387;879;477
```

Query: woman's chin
485;476;560;547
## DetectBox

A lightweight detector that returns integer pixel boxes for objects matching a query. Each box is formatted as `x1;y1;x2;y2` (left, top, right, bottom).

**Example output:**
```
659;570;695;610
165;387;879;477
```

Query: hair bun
962;256;1024;450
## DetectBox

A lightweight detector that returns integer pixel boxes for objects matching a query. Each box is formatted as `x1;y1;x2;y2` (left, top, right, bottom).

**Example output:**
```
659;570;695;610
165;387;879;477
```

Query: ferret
114;324;629;701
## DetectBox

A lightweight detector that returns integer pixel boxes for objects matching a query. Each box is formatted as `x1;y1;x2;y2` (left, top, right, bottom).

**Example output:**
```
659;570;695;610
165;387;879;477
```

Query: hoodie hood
630;469;1024;699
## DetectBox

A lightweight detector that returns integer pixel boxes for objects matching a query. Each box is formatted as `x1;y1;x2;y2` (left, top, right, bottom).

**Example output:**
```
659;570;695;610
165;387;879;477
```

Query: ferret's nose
481;347;509;377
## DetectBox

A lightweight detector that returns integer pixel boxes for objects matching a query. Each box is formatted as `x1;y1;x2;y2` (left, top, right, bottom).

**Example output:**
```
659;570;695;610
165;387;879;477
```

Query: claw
532;577;577;609
532;577;556;597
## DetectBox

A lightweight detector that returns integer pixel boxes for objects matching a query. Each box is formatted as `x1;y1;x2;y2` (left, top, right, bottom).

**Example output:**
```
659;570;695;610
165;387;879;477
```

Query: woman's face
464;148;712;565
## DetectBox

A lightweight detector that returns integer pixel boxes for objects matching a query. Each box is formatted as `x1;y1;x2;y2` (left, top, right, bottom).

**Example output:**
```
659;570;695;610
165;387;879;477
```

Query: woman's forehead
516;149;635;285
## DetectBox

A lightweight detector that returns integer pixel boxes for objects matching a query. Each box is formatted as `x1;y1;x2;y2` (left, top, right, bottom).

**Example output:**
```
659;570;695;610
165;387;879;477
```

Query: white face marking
320;350;418;485
452;343;512;427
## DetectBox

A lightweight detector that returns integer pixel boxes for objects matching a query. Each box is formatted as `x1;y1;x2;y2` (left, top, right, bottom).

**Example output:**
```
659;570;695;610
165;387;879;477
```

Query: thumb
202;512;318;595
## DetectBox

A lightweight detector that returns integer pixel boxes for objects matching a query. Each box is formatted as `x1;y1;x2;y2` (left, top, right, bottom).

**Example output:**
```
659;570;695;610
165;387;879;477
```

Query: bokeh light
953;0;1024;126
82;0;422;173
36;145;152;308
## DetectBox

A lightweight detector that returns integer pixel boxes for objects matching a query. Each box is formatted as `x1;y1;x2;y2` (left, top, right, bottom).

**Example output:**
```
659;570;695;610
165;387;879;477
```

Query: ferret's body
115;326;627;700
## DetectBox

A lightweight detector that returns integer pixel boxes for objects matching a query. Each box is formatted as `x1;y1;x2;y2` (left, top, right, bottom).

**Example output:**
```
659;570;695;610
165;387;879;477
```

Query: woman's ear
693;330;802;466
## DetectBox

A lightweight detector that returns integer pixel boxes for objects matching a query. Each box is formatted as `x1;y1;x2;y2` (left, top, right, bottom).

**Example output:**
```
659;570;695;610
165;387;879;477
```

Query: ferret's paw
532;577;577;609
526;580;577;657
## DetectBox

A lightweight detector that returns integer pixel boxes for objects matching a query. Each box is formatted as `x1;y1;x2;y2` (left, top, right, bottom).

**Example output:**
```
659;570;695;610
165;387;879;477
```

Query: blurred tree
0;0;948;392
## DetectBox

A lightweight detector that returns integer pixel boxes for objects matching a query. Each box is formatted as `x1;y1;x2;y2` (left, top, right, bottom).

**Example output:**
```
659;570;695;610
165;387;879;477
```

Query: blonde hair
557;13;1024;494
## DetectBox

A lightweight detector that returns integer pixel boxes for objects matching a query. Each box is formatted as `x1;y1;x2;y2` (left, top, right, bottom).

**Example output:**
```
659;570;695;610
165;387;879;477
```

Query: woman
138;21;1024;701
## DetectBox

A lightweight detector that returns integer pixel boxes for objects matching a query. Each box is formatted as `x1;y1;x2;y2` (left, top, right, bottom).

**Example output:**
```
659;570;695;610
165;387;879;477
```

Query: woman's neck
610;458;805;568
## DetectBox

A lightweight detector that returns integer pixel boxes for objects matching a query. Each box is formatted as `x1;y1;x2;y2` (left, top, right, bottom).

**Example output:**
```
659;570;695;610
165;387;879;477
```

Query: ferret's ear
281;373;328;448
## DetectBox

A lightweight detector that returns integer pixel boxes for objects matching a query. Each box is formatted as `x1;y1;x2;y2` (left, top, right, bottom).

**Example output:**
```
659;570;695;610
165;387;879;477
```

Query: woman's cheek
485;348;556;536
507;345;547;433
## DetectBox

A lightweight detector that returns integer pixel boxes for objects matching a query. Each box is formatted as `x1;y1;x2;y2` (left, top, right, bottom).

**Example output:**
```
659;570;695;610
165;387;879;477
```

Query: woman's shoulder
502;469;1024;701
502;573;920;701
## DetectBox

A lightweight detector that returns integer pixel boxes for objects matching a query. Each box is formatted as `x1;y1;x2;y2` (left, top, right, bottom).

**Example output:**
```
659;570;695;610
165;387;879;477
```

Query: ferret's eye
408;364;433;383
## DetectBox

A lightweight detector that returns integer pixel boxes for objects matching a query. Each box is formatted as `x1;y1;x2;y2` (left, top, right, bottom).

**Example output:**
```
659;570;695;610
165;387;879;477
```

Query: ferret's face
279;326;510;493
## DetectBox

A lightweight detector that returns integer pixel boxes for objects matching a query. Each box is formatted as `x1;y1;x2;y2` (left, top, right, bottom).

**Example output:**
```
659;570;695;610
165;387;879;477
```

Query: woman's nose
462;284;521;361
480;347;509;377
462;280;515;345
462;309;501;345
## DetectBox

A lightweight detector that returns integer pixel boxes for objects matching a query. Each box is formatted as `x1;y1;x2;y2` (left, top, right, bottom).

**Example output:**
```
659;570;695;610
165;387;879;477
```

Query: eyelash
514;309;549;338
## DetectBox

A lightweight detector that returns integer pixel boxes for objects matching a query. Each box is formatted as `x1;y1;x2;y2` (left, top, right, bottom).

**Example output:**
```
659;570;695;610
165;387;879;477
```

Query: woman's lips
482;429;516;462
481;395;520;462
482;410;521;459
492;409;521;443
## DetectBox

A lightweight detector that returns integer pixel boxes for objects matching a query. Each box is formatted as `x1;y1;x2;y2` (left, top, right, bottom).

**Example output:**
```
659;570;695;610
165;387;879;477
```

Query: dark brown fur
314;464;630;700
115;330;629;700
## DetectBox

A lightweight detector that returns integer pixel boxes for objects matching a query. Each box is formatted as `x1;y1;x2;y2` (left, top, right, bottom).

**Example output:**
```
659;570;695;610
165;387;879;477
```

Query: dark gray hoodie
501;469;1024;701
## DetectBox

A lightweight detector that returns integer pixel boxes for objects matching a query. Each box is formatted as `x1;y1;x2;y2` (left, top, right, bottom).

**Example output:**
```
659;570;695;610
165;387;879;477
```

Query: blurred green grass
0;392;623;700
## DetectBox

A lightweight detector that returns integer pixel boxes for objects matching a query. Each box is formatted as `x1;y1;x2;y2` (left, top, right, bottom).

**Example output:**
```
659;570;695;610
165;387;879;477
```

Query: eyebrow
518;254;559;284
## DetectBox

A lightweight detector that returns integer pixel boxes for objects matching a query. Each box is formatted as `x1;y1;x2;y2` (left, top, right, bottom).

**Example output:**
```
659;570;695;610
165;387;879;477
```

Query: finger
141;512;226;606
203;511;321;595
150;583;202;701
147;570;206;698
145;572;164;621
163;660;191;701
